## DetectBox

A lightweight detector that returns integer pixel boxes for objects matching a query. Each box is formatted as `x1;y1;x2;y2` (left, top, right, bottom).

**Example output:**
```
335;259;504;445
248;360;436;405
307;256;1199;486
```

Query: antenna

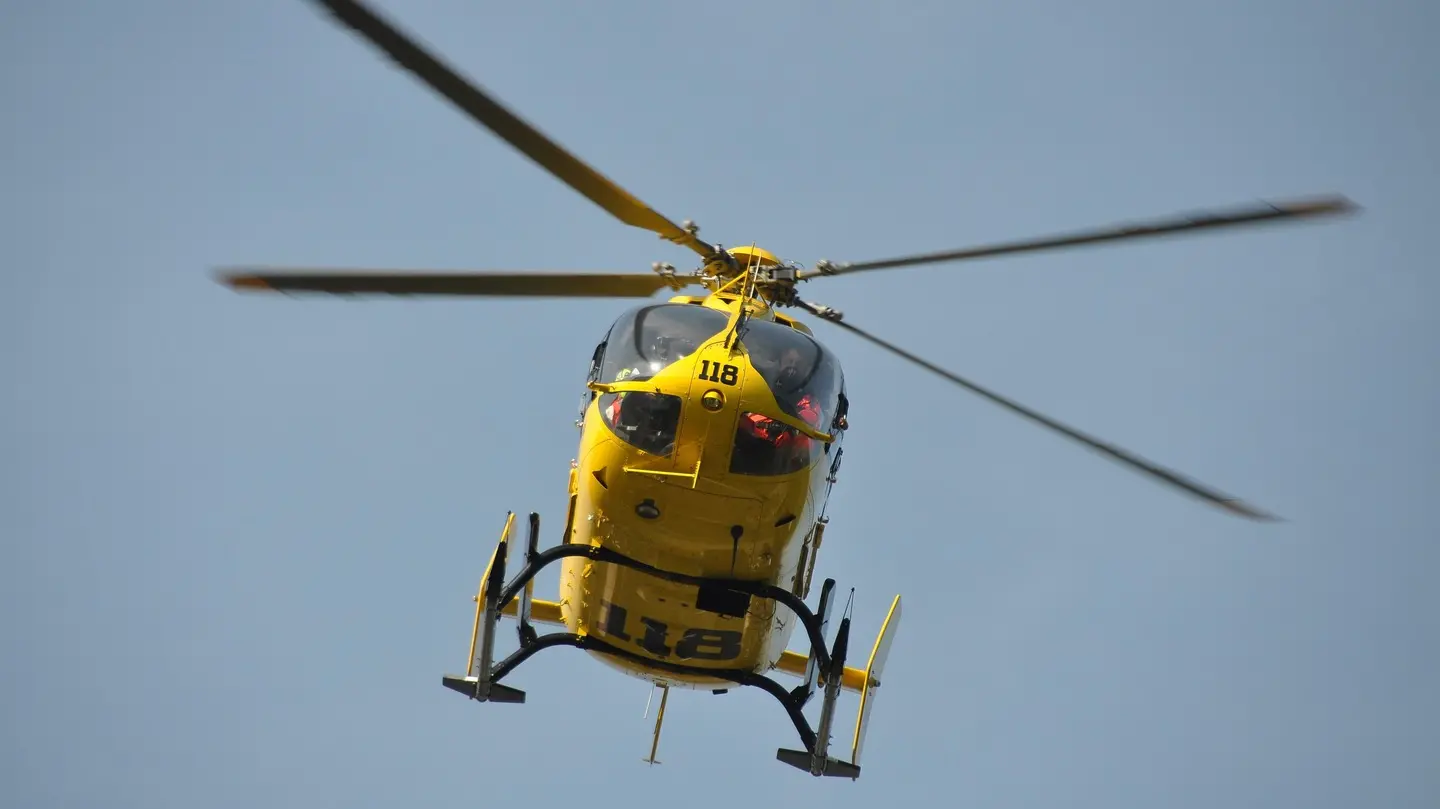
643;683;671;765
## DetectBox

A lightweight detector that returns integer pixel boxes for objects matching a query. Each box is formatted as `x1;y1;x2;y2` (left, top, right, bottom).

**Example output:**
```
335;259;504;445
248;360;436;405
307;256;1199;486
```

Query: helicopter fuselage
553;290;847;688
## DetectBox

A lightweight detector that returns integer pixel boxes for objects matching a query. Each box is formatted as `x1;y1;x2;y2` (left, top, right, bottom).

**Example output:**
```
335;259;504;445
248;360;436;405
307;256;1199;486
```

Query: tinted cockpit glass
739;320;842;430
594;303;729;457
600;303;731;383
730;412;816;475
600;391;681;456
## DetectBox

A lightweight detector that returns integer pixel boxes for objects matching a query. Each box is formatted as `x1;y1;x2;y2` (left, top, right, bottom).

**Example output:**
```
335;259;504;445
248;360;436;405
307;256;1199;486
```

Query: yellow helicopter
219;0;1359;779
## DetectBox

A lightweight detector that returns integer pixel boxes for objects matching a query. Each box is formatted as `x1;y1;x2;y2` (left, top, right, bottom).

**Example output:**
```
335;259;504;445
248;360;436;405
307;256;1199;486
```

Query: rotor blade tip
1288;194;1361;217
221;274;272;290
1222;499;1282;522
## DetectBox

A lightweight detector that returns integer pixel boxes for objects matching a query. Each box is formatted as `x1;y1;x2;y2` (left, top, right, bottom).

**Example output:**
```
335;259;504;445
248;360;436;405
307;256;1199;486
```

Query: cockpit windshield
739;320;843;431
590;303;844;468
594;302;730;457
599;303;731;384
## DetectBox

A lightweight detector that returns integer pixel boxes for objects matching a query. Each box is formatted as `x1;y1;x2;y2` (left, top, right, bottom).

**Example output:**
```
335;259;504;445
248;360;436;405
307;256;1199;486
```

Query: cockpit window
730;412;816;475
728;321;843;477
593;303;728;456
738;320;843;431
599;303;730;384
600;391;681;456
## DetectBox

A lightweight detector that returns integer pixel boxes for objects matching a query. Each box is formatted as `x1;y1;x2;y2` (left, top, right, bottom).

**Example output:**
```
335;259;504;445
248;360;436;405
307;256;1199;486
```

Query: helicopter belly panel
559;459;797;680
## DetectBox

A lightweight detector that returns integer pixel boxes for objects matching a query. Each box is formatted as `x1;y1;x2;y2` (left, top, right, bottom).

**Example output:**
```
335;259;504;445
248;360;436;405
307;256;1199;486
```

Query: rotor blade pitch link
792;298;1278;521
304;0;716;259
798;195;1358;279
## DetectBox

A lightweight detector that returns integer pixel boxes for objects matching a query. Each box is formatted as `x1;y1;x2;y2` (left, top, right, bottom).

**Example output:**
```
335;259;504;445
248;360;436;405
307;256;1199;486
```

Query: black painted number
597;599;743;661
675;629;743;661
698;360;739;386
601;601;631;641
638;616;672;656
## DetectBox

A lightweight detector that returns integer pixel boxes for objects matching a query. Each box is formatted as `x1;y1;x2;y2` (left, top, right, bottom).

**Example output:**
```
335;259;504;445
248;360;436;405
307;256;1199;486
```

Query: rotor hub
689;245;801;302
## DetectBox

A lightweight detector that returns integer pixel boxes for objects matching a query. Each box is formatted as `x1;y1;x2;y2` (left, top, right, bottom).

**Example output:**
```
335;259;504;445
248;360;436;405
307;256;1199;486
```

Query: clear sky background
4;0;1436;807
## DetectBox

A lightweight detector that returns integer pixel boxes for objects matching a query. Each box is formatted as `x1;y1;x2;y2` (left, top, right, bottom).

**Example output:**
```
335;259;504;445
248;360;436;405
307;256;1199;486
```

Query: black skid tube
493;541;834;673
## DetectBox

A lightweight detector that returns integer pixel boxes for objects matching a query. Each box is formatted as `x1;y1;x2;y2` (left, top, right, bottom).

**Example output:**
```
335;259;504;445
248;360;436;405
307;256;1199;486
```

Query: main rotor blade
797;195;1356;279
304;0;715;259
218;268;692;298
794;299;1277;521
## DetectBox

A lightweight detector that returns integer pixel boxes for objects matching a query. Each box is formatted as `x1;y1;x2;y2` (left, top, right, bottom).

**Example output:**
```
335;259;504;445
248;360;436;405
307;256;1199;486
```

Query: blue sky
4;0;1437;806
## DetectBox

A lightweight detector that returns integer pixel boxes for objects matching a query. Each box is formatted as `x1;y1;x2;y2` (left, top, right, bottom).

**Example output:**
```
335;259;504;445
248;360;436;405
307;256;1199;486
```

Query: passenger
736;389;821;470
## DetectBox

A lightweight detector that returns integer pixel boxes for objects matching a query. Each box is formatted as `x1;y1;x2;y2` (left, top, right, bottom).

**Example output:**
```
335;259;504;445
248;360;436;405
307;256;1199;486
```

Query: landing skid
441;511;901;779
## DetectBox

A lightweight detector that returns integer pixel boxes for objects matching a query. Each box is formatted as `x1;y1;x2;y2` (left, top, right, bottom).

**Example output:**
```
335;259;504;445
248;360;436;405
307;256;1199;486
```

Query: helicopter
218;0;1359;779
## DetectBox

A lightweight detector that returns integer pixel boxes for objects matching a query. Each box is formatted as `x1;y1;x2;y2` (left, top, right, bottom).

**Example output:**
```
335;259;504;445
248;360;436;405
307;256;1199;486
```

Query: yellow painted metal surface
552;293;842;689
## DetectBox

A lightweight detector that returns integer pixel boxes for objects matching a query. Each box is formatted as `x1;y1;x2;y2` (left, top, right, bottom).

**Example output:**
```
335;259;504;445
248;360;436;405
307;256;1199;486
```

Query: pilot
774;345;805;389
652;333;699;365
758;345;823;425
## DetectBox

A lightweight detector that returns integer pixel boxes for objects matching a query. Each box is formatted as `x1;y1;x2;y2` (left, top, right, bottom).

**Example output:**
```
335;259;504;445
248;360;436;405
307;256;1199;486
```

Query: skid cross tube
493;540;835;674
481;631;820;753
